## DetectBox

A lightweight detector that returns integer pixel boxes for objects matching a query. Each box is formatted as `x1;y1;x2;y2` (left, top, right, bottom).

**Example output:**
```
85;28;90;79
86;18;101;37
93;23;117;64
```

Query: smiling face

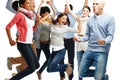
20;0;32;11
82;7;90;17
54;13;70;26
58;15;67;25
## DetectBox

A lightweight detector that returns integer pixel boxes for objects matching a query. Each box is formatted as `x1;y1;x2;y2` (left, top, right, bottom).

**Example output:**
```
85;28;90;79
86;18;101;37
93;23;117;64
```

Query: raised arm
77;16;82;33
65;0;78;20
6;0;16;13
46;0;57;16
84;0;88;6
50;0;60;15
33;13;42;31
76;0;89;16
37;0;44;13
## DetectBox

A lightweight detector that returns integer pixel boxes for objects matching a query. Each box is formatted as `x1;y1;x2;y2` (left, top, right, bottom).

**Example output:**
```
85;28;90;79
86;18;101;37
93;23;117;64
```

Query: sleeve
75;4;84;16
52;3;61;16
6;12;22;29
66;25;78;33
76;9;82;16
80;21;90;42
6;0;16;13
105;16;115;44
33;25;41;41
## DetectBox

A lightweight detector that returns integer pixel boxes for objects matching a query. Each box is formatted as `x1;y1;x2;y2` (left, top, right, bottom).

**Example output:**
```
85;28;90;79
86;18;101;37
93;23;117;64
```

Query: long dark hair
82;6;91;17
12;0;26;11
82;6;91;12
52;13;70;26
12;1;19;11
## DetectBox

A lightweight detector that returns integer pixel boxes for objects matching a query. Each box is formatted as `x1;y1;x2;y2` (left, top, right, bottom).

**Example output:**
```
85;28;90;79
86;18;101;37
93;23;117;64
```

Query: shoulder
103;13;115;22
16;11;24;16
100;13;113;19
13;11;24;18
14;11;26;20
86;16;94;23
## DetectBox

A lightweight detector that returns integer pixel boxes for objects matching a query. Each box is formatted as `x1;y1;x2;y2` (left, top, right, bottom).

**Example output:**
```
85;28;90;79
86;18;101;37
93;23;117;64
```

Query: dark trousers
10;42;39;80
60;38;75;80
36;42;50;73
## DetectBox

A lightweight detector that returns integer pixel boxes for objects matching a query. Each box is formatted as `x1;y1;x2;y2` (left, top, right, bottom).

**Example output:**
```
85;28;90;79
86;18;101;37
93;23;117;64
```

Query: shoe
65;64;73;77
4;78;9;80
7;57;12;70
12;72;16;77
36;71;41;80
60;77;65;80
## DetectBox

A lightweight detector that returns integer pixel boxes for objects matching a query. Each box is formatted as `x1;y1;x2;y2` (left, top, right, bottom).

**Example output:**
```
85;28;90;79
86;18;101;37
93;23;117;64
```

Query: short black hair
40;6;51;16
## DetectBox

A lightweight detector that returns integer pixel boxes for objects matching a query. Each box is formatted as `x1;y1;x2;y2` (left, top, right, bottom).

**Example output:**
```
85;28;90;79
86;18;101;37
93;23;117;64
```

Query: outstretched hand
73;36;80;42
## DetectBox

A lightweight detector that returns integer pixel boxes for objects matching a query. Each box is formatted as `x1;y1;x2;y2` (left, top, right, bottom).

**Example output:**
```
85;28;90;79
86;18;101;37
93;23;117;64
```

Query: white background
0;0;120;80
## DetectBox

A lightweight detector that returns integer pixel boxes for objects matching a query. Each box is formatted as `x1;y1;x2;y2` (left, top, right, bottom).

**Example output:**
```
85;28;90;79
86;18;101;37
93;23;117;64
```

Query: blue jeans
79;51;108;80
10;42;39;80
47;48;67;72
37;42;50;73
77;50;84;74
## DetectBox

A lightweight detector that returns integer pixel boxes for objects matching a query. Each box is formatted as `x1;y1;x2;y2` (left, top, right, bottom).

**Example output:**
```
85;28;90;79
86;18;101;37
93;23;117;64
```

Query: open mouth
62;21;66;25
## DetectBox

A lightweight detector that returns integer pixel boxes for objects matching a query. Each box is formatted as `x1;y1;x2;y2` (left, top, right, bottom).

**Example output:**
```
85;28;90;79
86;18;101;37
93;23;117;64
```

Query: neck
96;11;104;16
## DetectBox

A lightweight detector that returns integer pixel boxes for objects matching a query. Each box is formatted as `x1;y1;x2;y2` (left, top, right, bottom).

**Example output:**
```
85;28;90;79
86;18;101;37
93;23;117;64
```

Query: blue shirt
80;13;115;53
65;10;82;38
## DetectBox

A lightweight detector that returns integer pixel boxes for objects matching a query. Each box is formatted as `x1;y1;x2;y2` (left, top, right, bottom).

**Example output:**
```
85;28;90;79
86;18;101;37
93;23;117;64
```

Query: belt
40;40;49;44
64;38;73;40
